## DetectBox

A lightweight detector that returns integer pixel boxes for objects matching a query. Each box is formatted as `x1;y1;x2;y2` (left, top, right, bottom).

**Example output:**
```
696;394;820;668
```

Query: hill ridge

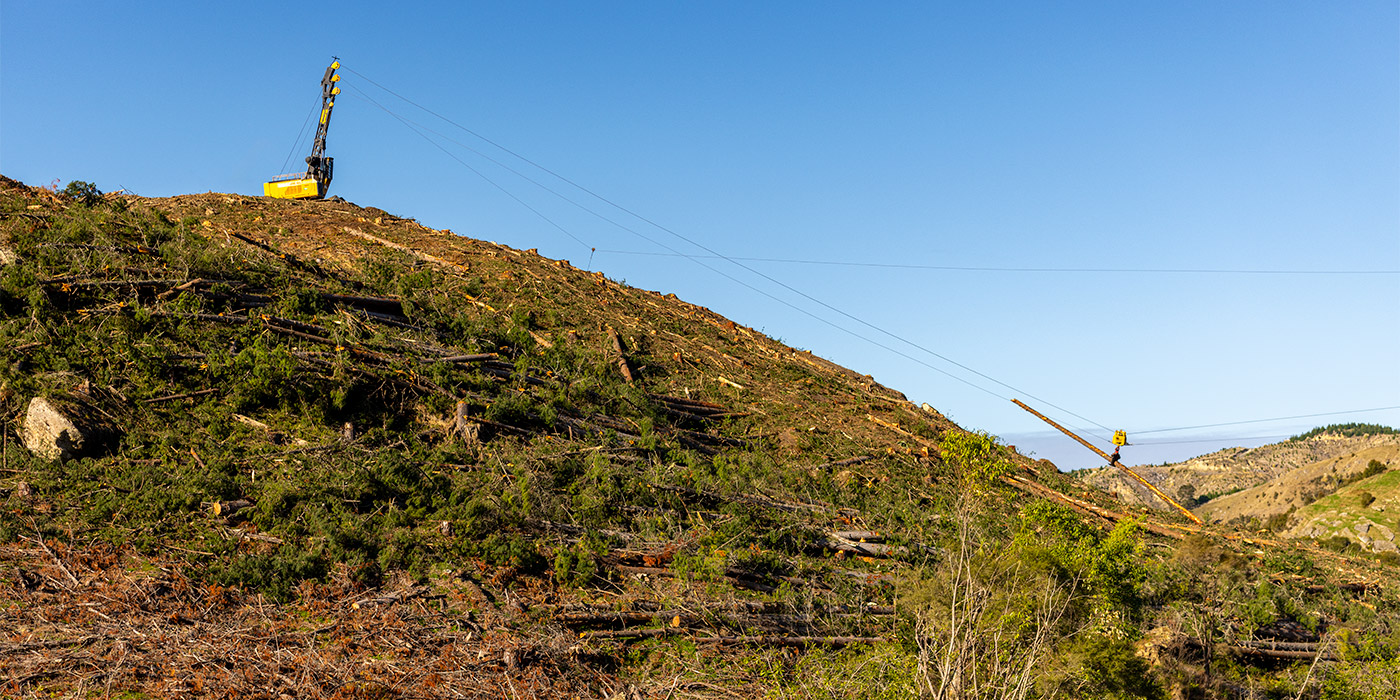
3;176;1400;699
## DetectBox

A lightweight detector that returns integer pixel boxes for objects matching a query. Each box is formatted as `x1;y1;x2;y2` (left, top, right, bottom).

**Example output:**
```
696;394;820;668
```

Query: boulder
21;395;116;462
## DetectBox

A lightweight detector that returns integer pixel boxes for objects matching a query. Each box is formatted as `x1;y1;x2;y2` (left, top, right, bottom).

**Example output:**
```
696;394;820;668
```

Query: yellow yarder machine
264;59;342;199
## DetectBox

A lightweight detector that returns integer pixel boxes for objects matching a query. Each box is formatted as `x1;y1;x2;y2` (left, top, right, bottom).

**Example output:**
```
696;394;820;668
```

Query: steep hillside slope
1284;468;1400;553
3;177;1400;699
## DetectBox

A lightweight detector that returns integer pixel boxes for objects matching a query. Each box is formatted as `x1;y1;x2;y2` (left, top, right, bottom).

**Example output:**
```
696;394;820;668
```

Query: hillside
1076;430;1400;511
1285;467;1400;553
1195;445;1400;528
3;176;1400;699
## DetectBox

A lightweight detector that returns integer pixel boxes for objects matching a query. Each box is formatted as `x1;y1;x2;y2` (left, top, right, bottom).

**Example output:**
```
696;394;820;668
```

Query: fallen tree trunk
1229;645;1336;662
1002;474;1191;540
607;327;637;383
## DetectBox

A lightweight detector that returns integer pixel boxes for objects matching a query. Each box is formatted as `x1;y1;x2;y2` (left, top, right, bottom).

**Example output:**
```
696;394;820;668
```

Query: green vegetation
1290;423;1400;442
3;178;1400;698
61;179;103;206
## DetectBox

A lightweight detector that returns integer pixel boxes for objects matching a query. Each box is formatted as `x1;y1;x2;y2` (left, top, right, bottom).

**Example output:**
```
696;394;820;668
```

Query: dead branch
21;534;80;587
351;585;433;610
142;388;219;404
211;499;254;518
426;354;497;364
805;455;877;471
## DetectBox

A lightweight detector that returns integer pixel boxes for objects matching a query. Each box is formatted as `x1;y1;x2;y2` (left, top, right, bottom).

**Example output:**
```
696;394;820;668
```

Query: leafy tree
62;180;103;206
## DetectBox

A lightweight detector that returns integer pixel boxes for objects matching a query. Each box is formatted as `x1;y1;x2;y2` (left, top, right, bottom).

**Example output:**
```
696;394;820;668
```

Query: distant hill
1075;427;1400;512
1195;445;1398;526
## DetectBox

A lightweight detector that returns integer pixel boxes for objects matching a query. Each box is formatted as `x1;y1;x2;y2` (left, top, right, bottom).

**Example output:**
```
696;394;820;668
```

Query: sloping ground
4;176;1400;698
1077;433;1400;511
1284;468;1400;553
1195;444;1400;528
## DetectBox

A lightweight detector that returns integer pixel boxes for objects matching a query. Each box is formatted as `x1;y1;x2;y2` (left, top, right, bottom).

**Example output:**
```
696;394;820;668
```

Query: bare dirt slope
1196;444;1400;524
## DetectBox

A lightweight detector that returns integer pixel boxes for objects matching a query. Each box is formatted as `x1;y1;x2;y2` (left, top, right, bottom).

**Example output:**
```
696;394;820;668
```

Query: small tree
62;180;103;206
909;501;1082;700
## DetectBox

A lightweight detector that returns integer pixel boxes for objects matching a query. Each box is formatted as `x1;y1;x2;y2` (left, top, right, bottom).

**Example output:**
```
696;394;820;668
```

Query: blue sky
3;2;1397;469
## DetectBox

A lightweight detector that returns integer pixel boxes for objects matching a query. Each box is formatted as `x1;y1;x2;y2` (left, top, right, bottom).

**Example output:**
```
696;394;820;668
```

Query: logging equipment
264;59;341;200
1012;399;1203;525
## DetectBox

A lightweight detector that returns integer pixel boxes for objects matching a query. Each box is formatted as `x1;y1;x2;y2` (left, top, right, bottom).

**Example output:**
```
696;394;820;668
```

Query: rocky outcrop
21;395;117;462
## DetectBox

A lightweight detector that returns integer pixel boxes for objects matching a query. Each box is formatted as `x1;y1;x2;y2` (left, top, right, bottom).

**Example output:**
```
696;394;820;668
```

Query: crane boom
264;59;342;200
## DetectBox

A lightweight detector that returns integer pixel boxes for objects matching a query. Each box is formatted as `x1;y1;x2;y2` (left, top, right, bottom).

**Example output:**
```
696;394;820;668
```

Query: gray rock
1373;540;1399;554
0;244;14;266
21;396;114;462
1355;521;1372;537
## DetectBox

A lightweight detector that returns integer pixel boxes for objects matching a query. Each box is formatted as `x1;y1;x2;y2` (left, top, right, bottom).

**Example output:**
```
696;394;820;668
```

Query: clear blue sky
3;2;1397;469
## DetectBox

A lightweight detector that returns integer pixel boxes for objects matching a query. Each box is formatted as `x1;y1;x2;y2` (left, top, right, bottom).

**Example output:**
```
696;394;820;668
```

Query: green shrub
214;545;327;603
62;180;103;206
552;537;605;588
940;430;1012;487
1064;636;1166;700
1018;501;1146;617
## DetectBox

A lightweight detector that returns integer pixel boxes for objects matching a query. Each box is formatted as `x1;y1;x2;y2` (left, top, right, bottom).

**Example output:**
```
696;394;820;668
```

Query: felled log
1002;474;1191;541
46;278;185;291
343;307;422;331
705;635;883;647
607;327;637;383
1228;645;1336;662
212;499;254;518
648;394;727;411
577;629;882;647
806;455;877;472
611;564;779;593
323;293;404;315
829;530;883;542
427;353;497;364
579;628;684;640
560;608;892;629
818;538;904;558
562;601;895;621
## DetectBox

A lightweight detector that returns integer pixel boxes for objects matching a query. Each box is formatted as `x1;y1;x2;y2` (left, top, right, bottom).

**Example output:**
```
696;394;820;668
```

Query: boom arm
304;59;342;195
